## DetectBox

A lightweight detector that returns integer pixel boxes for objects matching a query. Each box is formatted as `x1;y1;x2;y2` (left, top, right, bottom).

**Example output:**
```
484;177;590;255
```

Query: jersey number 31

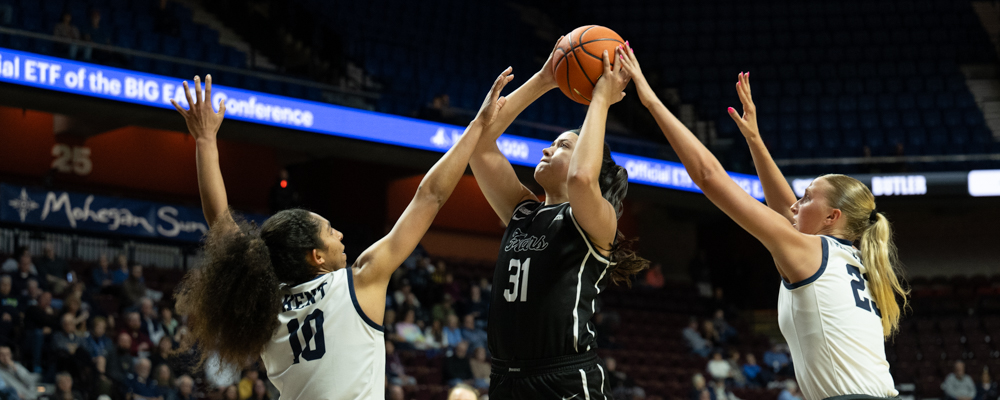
504;258;531;302
287;309;326;364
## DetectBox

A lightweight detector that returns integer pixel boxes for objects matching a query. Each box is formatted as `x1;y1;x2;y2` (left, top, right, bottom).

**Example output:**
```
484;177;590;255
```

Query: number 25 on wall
51;144;92;176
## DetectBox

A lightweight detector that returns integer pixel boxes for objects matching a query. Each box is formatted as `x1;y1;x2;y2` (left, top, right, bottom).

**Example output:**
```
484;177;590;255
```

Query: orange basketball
552;25;625;105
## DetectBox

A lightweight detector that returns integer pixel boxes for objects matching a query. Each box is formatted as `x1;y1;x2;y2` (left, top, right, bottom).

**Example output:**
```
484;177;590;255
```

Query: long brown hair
821;174;909;338
585;132;650;286
176;209;322;368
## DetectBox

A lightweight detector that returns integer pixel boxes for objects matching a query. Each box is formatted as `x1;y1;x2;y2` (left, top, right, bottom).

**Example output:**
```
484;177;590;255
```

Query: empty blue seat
964;109;985;126
800;114;818;131
841;113;859;130
901;110;921;128
943;110;963;127
907;127;928;147
822;130;842;147
923;110;943;127
138;33;160;53
881;111;900;129
916;94;935;110
838;95;858;112
800;131;820;149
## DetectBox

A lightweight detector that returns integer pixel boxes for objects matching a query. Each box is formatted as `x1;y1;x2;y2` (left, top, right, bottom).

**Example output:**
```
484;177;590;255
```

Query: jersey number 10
504;258;531;302
287;309;326;364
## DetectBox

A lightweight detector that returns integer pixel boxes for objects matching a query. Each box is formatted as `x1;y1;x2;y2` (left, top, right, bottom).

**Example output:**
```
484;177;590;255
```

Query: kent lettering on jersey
282;282;329;312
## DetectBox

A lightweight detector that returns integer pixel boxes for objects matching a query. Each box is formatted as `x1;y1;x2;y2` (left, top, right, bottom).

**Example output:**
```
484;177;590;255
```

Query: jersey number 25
846;265;882;317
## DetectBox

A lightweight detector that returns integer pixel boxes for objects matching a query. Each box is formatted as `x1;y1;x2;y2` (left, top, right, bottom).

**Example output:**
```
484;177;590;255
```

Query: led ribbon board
0;47;764;200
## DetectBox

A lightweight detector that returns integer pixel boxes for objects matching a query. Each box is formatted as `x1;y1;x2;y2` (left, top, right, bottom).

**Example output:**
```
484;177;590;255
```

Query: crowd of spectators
941;360;1000;400
0;244;274;400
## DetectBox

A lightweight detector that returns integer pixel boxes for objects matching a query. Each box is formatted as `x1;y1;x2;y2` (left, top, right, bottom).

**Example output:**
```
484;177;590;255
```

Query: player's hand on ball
727;72;760;141
538;36;564;90
474;67;515;129
171;75;227;142
617;41;656;106
592;47;631;106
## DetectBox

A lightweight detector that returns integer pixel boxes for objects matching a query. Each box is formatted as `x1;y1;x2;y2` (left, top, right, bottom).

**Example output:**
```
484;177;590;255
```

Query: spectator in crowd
140;298;165;345
61;294;89;333
702;320;722;348
778;380;803;400
763;344;793;377
3;247;36;274
469;346;490;392
446;383;478;400
418;94;457;124
92;355;116;399
24;291;60;373
0;345;38;399
385;340;416;387
461;285;489;326
395;309;427;350
0;276;22;342
150;337;177;374
393;282;417;311
710;379;740;400
80;10;110;61
239;369;259;399
37;243;69;294
91;254;113;289
690;373;712;400
444;314;463;350
46;371;83;400
742;353;767;387
424;319;448;352
727;350;747;388
478;277;492;300
160;306;179;339
112;255;130;285
683;318;711;357
12;251;41;298
387;385;404;400
712;309;738;344
106;332;135;384
120;311;153;357
460;314;487;351
51;314;90;382
643;263;665;289
430;260;448;285
251;379;270;400
401;293;429;323
126;358;160;399
122;265;148;307
383;309;403;344
170;375;195;400
222;385;239;400
431;293;456;323
442;273;462;301
152;364;175;399
977;367;998;400
85;316;113;358
706;351;731;382
443;341;474;387
605;357;644;400
942;360;976;400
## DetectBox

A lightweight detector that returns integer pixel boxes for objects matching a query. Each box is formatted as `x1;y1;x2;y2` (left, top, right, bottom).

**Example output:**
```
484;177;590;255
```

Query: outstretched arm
620;45;819;283
727;72;797;224
356;68;516;289
567;48;631;251
469;37;563;223
170;75;234;232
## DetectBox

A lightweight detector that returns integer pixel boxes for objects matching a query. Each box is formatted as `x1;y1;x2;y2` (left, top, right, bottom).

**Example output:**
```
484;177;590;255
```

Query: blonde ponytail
821;174;910;339
859;212;909;338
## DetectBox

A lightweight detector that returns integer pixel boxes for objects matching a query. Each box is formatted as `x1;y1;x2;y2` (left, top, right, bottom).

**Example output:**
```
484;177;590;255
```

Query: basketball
552;25;626;105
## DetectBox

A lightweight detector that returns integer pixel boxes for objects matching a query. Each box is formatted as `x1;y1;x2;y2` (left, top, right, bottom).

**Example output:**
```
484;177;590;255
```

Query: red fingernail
626;40;630;47
619;55;624;60
728;107;735;113
737;81;741;86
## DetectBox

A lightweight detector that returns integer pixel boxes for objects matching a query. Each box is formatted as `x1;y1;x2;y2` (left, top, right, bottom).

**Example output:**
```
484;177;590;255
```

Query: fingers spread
193;76;202;105
218;99;226;116
205;74;213;105
170;99;186;115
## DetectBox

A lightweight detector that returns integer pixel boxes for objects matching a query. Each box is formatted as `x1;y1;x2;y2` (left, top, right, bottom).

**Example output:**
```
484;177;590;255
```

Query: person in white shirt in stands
941;360;975;400
0;345;38;400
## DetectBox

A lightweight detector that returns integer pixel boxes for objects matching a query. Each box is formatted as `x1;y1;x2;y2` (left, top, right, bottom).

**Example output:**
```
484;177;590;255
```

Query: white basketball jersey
261;268;385;400
777;236;898;400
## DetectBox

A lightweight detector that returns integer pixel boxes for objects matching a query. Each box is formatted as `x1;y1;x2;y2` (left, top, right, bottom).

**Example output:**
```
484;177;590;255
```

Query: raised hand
474;67;515;129
537;36;564;90
171;75;227;142
591;47;631;106
618;41;657;107
727;72;760;140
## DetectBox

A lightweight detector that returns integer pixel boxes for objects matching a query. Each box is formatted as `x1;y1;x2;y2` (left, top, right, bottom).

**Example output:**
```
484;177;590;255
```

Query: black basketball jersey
488;200;614;361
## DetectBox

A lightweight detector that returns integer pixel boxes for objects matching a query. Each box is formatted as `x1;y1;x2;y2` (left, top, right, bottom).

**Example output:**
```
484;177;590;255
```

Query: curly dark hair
568;130;650;286
175;209;322;369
